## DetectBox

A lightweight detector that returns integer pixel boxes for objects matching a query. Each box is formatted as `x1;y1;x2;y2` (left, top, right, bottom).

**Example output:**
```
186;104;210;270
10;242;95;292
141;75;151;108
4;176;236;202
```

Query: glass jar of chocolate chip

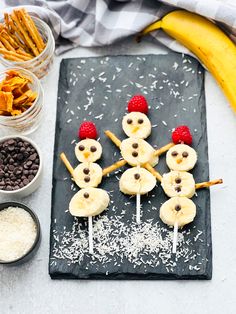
0;136;43;198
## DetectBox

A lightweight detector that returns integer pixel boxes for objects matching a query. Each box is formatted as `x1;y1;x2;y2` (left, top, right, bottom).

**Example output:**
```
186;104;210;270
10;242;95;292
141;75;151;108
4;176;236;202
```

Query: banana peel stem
137;20;162;42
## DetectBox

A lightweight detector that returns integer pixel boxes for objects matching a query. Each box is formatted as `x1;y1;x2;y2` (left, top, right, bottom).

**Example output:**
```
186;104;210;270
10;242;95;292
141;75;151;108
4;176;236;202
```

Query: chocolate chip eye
132;143;138;149
182;151;189;158
134;173;140;180
132;151;138;157
84;176;90;182
175;178;181;184
84;192;89;198
175;205;181;211
127;119;132;124
83;168;90;175
90;146;97;152
171;151;178;157
79;145;85;151
138;119;143;124
175;186;181;192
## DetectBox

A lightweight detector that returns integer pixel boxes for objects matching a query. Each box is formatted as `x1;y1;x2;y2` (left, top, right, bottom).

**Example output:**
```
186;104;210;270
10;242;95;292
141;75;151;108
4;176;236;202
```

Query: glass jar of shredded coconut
0;206;38;263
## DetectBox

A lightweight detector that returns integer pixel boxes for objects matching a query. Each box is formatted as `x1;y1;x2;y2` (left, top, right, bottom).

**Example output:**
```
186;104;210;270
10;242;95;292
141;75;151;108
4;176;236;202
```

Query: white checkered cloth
4;0;236;55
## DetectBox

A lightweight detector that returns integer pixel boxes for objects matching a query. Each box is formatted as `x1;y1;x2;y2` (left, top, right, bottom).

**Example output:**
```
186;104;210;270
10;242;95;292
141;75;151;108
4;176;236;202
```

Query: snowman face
75;139;102;162
120;137;157;166
166;144;197;171
122;112;151;139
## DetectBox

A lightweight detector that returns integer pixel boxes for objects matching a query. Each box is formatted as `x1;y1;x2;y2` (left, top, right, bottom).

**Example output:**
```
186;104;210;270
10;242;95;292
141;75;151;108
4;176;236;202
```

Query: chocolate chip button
175;178;181;184
175;187;182;192
175;205;181;211
132;151;138;157
83;168;90;175
84;192;89;198
134;173;140;180
84;176;90;183
132;143;138;149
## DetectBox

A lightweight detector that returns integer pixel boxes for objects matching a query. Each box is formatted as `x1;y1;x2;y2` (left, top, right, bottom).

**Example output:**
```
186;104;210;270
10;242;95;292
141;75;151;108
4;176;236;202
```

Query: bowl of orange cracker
0;67;44;134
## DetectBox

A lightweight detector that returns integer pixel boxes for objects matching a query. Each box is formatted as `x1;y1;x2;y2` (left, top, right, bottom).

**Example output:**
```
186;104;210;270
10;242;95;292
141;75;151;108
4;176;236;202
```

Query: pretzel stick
11;11;39;56
104;130;121;148
102;159;127;176
0;49;31;61
1;30;18;49
2;53;25;62
195;179;223;190
18;8;45;52
0;35;15;51
16;48;33;58
0;41;5;49
154;142;175;157
144;163;162;182
60;153;74;177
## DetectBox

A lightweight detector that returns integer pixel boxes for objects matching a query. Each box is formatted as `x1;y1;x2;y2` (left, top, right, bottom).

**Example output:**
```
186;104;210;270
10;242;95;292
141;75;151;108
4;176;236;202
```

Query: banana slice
75;139;102;163
73;162;103;188
160;197;196;228
122;112;151;139
69;187;110;217
161;171;195;198
166;144;197;171
120;137;158;166
119;167;156;195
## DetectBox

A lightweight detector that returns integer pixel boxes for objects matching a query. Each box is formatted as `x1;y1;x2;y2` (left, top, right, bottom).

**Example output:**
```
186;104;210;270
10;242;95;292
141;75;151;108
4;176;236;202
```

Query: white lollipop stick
88;216;94;254
136;164;141;224
136;193;141;224
172;221;178;254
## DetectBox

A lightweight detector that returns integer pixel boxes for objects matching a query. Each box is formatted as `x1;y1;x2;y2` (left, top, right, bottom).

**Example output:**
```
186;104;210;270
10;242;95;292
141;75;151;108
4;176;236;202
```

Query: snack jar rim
0;135;43;195
0;201;41;265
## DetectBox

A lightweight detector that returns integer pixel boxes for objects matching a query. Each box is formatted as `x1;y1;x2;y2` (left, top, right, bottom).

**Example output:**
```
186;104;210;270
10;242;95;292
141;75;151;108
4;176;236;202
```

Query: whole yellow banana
139;10;236;113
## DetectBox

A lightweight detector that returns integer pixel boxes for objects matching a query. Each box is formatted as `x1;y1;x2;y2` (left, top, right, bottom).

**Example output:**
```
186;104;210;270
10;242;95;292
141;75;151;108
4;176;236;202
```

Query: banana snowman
160;126;197;229
68;122;110;217
119;95;157;196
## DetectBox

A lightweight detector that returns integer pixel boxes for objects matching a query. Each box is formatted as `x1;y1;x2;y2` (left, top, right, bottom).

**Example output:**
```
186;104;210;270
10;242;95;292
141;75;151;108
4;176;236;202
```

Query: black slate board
49;53;211;279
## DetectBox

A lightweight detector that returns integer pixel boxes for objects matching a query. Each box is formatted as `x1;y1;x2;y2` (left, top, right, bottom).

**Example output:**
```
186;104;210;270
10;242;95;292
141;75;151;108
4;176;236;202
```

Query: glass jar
0;67;44;135
0;16;55;79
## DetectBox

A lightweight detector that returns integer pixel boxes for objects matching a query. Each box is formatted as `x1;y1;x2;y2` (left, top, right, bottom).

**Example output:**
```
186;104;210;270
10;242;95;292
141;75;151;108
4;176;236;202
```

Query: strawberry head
127;95;148;114
78;121;98;139
172;125;192;145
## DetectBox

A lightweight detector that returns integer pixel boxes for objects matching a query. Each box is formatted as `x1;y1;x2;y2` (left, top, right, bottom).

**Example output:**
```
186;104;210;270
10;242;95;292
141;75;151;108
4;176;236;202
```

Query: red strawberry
78;121;98;139
172;125;192;145
127;95;148;114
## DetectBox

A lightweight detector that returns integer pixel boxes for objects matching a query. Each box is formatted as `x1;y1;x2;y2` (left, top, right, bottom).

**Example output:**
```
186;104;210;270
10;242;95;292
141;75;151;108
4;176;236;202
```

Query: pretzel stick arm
154;142;175;157
60;153;74;177
144;163;162;182
102;159;127;176
104;130;122;148
195;179;223;190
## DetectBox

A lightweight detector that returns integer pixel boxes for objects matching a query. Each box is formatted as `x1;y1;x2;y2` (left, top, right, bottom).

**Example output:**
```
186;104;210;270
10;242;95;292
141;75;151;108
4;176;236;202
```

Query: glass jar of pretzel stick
0;16;55;79
0;67;44;135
